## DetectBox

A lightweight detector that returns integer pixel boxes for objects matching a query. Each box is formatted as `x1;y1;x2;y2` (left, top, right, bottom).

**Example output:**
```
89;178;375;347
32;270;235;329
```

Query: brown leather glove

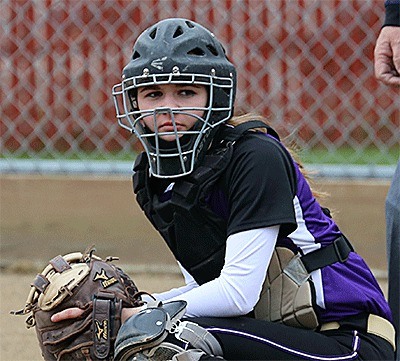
12;246;144;360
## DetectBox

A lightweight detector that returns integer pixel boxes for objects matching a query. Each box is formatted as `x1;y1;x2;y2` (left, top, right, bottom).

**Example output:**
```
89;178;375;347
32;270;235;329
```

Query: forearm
165;226;280;317
153;262;199;301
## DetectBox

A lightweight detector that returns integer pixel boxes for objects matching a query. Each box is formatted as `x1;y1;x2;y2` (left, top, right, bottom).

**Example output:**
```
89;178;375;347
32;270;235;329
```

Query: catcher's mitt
11;246;144;361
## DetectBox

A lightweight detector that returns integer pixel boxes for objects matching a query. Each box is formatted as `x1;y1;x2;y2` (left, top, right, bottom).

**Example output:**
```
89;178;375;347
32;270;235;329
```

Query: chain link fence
1;0;398;177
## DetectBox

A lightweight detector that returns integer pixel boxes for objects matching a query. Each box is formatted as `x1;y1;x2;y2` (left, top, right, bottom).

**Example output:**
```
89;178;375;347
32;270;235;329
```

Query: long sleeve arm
161;225;280;317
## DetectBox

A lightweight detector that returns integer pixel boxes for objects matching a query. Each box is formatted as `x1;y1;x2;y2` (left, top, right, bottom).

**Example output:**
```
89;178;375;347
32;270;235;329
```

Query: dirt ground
0;175;392;360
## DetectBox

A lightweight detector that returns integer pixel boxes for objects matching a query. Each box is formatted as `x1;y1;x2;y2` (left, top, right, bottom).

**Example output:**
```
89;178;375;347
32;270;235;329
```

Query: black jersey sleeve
384;0;400;27
223;133;297;237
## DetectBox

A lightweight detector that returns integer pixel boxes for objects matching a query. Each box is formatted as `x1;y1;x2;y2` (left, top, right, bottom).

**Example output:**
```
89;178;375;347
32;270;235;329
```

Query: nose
153;93;177;121
154;107;174;119
159;93;178;109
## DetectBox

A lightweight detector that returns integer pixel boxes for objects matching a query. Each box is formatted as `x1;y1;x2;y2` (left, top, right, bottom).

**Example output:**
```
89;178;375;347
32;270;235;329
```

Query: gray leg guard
114;301;223;361
171;320;223;356
172;349;207;361
126;342;186;361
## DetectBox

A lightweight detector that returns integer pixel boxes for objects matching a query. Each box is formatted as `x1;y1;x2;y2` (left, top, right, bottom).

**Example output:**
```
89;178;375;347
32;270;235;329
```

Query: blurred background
1;0;398;176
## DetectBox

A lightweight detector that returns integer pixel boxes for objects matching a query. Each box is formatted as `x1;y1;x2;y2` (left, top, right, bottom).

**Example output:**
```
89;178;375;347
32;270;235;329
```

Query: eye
179;89;196;96
144;90;163;99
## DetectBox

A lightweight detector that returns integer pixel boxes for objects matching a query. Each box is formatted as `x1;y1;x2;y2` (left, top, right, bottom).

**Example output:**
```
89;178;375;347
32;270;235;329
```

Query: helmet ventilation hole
173;26;184;38
149;28;157;39
187;47;205;56
132;51;140;60
206;45;219;56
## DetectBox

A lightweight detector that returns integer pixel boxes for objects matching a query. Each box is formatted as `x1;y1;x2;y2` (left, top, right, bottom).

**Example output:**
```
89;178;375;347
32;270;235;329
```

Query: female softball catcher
54;18;396;360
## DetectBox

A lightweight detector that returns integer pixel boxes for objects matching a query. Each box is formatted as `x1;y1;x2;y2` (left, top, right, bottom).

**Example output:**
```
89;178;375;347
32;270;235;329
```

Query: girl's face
136;83;208;141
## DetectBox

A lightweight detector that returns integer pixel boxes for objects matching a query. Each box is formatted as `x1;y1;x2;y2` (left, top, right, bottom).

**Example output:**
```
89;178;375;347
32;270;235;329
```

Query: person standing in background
374;0;400;87
374;0;400;359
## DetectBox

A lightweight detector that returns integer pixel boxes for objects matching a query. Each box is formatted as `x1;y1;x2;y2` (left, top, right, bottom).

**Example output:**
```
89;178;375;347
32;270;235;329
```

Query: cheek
174;112;200;128
189;112;203;126
191;109;207;123
136;97;148;110
140;116;155;131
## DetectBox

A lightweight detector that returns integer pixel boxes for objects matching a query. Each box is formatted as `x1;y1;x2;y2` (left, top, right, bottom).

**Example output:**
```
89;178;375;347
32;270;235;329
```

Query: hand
374;26;400;87
51;306;145;323
121;306;146;323
51;307;84;322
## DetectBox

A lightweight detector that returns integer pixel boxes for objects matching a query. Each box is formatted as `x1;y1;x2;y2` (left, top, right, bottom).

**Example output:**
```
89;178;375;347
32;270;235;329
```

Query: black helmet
112;18;236;178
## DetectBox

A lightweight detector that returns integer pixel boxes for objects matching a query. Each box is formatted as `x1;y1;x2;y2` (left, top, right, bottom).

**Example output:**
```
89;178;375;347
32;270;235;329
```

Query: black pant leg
187;316;394;361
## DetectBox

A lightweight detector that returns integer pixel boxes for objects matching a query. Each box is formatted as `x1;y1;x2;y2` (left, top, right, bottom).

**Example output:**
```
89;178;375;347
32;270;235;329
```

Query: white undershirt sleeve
160;225;280;317
153;262;199;301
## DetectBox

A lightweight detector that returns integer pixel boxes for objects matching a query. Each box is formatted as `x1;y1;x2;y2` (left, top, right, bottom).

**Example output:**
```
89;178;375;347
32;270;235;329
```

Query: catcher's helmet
112;18;236;178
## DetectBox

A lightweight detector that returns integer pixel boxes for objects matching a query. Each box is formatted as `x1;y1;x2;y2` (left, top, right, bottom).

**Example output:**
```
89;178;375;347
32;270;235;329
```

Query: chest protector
133;121;279;285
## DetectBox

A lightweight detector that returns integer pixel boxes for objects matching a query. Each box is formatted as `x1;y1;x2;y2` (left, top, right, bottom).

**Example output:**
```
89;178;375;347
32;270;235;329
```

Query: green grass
300;146;399;165
1;146;399;165
0;151;137;162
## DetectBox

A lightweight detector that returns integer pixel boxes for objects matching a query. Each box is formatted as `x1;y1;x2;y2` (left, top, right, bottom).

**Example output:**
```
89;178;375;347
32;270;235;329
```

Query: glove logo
93;268;118;288
95;319;108;341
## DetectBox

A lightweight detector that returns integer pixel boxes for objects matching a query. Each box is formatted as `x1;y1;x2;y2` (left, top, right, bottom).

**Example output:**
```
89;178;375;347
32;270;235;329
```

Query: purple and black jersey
206;132;392;324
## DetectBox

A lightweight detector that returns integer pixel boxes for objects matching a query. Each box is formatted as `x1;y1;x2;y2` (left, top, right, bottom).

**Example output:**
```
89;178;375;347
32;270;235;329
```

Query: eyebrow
137;84;203;93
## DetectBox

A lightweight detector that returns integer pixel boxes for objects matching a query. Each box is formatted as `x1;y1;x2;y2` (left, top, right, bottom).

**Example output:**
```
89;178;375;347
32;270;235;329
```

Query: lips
158;122;183;132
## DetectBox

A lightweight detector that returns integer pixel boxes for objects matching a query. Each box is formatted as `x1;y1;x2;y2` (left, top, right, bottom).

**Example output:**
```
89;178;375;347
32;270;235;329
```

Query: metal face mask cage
112;72;234;178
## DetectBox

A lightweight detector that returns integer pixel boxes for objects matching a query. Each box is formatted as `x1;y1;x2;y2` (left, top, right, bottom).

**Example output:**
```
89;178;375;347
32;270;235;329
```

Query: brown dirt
0;175;391;360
